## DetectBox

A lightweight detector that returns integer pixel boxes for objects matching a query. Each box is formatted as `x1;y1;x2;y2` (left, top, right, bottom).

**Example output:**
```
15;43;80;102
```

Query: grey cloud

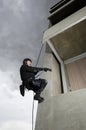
0;0;60;129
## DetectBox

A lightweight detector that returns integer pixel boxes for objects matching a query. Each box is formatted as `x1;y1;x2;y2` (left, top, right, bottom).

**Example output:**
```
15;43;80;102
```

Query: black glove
44;67;52;72
47;68;52;71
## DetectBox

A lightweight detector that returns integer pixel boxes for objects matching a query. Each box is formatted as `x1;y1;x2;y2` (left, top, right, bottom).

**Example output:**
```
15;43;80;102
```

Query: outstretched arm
24;65;52;73
29;66;52;72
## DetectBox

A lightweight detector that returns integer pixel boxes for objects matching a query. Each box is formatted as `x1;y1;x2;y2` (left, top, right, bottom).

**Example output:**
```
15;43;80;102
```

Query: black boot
19;85;25;96
34;94;44;103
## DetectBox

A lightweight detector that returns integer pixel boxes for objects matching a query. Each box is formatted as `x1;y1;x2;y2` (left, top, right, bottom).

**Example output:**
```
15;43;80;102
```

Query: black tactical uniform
20;64;50;103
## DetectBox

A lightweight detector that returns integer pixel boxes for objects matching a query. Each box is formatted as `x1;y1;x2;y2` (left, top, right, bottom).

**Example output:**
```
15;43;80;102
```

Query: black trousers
24;78;47;95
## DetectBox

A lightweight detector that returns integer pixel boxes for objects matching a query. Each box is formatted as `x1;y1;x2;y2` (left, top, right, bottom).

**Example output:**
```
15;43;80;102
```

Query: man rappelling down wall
19;58;52;103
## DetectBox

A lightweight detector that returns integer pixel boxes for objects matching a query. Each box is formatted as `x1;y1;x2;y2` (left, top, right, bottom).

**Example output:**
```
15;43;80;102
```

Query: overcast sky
0;0;60;130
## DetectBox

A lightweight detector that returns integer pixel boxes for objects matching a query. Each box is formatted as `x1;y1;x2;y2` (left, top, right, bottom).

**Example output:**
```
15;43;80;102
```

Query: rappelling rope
32;43;44;130
32;91;35;130
35;43;44;67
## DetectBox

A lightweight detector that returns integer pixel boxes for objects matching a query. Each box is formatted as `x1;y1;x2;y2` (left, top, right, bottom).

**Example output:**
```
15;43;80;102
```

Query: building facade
35;1;86;130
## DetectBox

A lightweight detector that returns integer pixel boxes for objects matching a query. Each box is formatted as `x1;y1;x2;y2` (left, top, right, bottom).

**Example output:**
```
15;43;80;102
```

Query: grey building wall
41;53;62;99
36;88;86;130
35;52;62;130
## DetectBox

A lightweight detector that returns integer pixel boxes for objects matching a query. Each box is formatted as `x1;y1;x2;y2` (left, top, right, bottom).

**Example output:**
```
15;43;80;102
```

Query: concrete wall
35;52;62;130
50;19;86;60
35;54;86;130
35;88;86;130
35;52;86;130
41;52;62;100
